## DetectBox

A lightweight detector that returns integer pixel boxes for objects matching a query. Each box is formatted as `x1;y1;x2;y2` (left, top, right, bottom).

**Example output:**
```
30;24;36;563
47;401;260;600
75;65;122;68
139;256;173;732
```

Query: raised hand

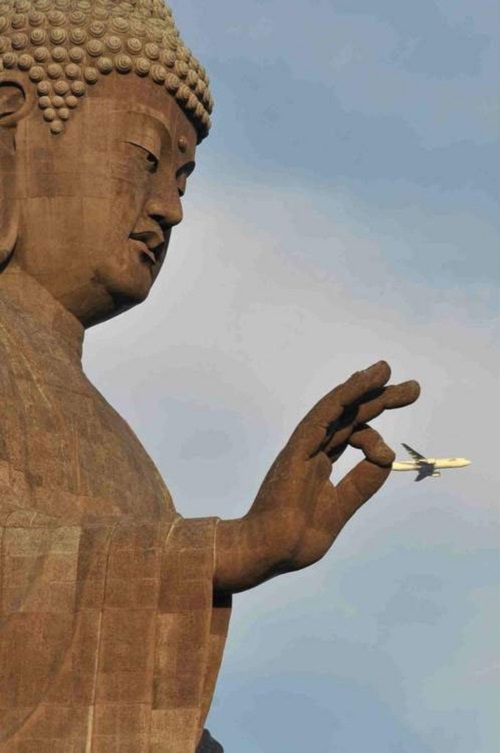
214;361;420;593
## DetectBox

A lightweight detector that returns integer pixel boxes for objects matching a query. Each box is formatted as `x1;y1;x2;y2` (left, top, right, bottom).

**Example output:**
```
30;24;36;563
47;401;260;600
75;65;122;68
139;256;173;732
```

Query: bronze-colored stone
0;0;212;140
0;1;420;751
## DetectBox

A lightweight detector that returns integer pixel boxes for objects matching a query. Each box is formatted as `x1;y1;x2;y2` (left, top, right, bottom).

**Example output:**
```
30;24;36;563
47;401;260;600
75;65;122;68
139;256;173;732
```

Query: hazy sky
84;1;499;751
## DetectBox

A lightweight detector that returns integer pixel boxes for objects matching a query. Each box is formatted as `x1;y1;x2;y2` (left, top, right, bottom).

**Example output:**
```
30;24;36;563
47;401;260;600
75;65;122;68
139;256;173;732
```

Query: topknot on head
0;0;213;140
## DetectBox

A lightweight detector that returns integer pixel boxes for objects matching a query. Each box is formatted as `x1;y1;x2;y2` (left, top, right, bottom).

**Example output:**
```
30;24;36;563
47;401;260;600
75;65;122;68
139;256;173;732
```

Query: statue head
0;0;213;327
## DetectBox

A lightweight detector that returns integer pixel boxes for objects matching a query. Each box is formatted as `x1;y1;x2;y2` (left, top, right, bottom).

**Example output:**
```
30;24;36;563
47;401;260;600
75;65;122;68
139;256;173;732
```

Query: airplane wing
415;464;434;482
402;443;426;461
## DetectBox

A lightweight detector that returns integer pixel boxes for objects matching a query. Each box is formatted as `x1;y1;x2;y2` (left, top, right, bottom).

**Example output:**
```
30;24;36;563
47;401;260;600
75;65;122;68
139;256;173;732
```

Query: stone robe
0;271;231;752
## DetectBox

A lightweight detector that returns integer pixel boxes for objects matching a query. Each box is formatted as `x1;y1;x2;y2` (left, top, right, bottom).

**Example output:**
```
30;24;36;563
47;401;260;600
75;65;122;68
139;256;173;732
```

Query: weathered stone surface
0;2;420;751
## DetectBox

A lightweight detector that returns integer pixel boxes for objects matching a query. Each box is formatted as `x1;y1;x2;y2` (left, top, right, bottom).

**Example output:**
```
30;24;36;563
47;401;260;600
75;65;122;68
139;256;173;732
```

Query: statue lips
129;229;166;273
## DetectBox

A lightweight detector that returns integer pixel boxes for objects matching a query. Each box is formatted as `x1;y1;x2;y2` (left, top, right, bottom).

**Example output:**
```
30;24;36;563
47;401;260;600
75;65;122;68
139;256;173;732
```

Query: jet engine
431;471;441;478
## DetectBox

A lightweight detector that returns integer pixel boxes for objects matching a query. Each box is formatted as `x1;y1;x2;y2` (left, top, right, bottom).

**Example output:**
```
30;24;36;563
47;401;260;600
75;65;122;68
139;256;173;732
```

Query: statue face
0;73;198;327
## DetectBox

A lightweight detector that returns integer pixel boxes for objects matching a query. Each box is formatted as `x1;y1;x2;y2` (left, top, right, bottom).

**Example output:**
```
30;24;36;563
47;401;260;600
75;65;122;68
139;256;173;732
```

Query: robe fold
0;273;231;752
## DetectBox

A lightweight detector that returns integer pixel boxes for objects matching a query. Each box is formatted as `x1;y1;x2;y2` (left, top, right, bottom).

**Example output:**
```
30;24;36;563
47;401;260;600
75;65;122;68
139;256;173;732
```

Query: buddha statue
0;2;419;751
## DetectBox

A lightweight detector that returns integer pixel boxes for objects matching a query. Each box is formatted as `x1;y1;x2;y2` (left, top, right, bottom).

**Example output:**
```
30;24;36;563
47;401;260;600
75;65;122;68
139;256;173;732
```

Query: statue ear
0;79;28;127
0;80;25;266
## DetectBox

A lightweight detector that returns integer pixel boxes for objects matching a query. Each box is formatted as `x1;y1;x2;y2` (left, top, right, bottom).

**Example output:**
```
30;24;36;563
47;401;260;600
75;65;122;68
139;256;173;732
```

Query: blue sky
85;2;499;751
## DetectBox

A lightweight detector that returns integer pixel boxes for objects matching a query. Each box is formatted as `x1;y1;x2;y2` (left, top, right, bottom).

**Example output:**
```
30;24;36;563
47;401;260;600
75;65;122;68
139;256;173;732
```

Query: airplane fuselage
392;457;471;471
392;444;471;480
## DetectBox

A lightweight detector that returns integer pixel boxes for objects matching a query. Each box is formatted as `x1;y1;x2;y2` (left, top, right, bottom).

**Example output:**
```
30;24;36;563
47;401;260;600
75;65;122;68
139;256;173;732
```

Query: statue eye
145;151;159;174
125;140;160;174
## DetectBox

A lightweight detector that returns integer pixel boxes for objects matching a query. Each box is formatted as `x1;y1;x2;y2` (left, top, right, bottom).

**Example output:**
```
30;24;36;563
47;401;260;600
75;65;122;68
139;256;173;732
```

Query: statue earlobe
0;77;28;266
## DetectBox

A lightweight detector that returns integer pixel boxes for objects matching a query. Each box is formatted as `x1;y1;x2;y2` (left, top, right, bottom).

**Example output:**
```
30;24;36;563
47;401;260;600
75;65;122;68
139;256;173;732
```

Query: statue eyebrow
121;103;170;127
125;134;161;161
111;104;172;150
119;112;166;159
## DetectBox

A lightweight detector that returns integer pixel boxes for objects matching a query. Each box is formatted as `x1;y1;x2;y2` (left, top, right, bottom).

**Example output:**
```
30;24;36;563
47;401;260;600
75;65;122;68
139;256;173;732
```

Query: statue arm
214;361;420;593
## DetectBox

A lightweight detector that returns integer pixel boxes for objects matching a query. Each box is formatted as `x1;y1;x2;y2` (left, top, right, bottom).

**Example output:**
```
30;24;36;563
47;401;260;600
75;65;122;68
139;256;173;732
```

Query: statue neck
0;265;84;364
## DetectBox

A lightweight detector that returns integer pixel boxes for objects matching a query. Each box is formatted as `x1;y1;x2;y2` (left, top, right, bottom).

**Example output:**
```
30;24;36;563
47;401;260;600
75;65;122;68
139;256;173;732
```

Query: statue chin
59;277;152;328
34;256;155;328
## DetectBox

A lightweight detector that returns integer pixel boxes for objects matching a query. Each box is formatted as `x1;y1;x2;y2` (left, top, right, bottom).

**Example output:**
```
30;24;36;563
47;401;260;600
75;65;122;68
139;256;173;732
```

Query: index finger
323;380;421;455
291;361;392;455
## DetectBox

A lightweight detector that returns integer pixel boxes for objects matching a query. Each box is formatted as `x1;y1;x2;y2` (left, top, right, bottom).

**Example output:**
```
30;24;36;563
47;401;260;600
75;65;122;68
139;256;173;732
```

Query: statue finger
336;459;392;522
291;361;392;455
325;439;349;464
315;380;418;458
356;380;420;425
348;424;395;466
324;422;394;465
306;361;392;429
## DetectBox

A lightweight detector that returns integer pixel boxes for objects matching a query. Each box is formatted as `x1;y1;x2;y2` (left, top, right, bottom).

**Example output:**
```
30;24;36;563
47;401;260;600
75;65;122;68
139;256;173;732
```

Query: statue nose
146;192;183;228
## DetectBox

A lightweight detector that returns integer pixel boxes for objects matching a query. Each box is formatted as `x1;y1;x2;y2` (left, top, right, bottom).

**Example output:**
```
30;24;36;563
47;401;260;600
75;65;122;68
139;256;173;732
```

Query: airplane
392;443;471;482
